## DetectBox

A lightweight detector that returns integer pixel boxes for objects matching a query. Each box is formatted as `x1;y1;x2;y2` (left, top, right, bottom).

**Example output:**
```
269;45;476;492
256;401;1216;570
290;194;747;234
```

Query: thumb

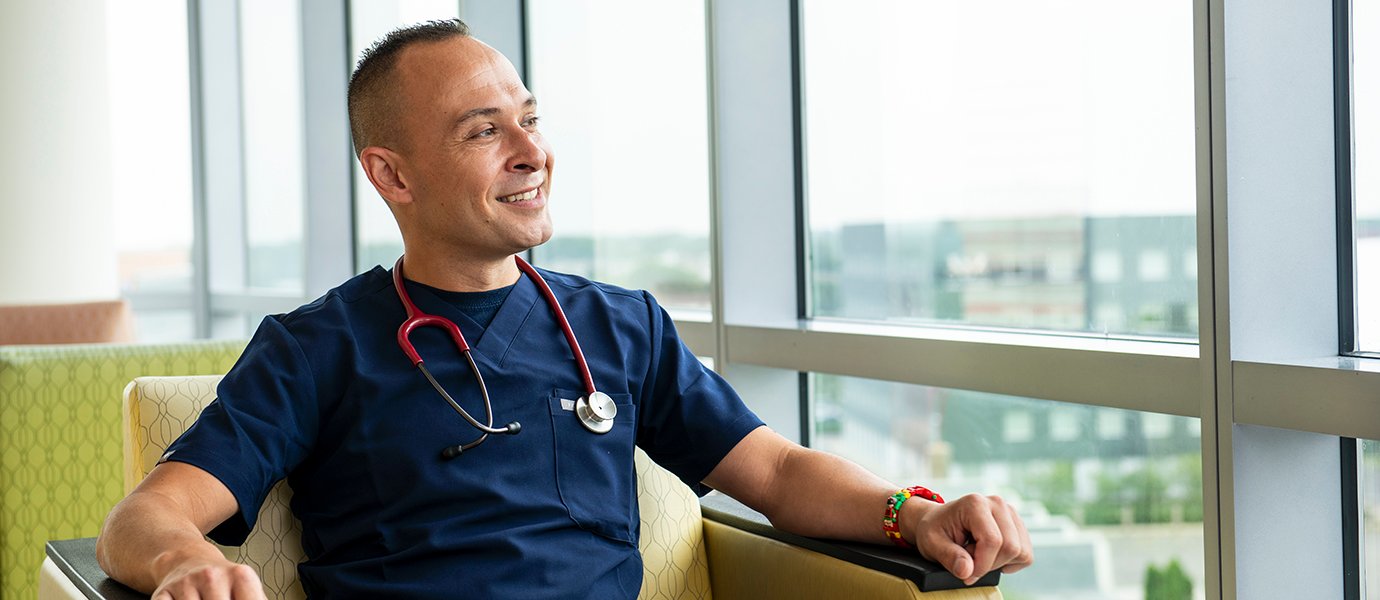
925;540;974;581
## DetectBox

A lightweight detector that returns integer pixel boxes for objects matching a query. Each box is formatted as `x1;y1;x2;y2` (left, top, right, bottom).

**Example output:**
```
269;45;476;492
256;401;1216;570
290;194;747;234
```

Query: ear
359;146;414;206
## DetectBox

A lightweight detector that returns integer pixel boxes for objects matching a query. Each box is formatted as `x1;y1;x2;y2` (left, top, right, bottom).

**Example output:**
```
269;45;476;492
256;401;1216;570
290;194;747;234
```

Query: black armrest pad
46;539;148;600
698;493;1000;593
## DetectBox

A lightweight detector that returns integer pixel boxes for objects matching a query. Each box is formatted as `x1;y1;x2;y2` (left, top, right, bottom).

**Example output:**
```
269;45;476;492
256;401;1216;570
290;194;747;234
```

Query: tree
1145;558;1193;600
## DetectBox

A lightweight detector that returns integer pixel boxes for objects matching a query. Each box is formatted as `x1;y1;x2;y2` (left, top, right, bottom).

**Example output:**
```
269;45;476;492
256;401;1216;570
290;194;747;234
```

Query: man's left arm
702;426;1034;586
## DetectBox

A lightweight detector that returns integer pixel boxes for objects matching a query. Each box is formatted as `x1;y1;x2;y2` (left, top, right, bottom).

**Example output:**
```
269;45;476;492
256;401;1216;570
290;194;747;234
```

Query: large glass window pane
107;0;195;341
1355;0;1379;351
527;0;713;311
803;1;1197;338
1363;440;1380;597
240;0;306;292
349;1;462;271
813;374;1203;599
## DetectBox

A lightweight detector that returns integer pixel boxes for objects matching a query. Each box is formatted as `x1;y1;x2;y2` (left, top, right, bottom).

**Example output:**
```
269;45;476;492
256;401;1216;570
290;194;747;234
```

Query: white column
0;0;117;304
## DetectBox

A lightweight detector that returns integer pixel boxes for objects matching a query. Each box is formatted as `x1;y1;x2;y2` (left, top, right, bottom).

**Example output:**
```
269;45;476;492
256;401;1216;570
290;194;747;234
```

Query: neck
398;249;521;292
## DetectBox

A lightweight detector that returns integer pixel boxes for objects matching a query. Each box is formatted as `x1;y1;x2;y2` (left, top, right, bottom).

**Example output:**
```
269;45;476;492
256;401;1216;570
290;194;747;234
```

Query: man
97;20;1032;599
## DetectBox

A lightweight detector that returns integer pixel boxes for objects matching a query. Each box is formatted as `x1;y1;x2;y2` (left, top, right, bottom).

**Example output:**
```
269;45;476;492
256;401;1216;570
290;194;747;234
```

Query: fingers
916;493;1035;586
964;497;1006;585
229;563;270;600
153;562;265;600
919;534;975;582
1001;503;1035;574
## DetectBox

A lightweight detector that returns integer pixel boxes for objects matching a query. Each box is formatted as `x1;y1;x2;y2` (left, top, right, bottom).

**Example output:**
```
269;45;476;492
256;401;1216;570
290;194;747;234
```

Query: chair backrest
124;376;305;599
123;375;712;600
0;299;133;345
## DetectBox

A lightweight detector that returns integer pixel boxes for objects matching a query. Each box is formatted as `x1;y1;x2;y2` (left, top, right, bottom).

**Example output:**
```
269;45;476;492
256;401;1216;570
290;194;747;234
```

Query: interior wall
0;0;118;304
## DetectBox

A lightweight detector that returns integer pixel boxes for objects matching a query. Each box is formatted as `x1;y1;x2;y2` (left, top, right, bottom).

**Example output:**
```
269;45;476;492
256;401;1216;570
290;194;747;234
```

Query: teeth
498;188;539;203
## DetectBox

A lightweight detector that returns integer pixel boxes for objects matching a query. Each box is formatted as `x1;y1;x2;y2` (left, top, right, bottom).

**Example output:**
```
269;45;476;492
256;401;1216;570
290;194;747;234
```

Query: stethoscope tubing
392;255;609;456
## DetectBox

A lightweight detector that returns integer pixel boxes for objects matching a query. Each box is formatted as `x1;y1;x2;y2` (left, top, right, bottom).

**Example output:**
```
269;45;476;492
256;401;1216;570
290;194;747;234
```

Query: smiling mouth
497;187;540;203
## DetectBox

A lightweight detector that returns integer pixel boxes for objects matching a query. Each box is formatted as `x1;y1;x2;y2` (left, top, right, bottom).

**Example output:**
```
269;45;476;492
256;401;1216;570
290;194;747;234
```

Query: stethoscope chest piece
576;391;617;434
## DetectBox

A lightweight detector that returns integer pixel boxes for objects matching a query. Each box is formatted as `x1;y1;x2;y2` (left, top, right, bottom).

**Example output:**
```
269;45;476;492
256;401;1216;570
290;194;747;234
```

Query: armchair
40;375;1001;599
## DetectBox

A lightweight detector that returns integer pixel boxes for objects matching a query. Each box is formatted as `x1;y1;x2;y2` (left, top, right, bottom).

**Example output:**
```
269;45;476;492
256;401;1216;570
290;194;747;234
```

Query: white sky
106;0;1379;246
804;0;1199;226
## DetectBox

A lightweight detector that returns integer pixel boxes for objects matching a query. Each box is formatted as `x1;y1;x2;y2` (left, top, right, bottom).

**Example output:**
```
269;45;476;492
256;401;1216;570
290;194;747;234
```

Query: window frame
160;0;1380;597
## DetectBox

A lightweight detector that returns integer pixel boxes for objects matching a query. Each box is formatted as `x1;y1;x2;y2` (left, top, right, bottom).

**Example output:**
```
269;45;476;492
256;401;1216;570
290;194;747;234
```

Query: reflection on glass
812;374;1204;599
527;0;713;310
1355;0;1379;351
107;0;195;341
350;0;462;270
1365;440;1380;597
240;0;306;292
803;0;1197;338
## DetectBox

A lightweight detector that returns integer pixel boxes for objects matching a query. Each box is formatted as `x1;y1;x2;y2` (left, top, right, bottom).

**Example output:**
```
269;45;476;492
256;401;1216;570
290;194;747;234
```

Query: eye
472;127;497;139
522;115;541;128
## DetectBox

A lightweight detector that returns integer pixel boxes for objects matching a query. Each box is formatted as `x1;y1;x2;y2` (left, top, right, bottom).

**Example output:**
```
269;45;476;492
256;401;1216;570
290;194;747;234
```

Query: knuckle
193;566;223;585
1001;538;1022;557
958;493;988;508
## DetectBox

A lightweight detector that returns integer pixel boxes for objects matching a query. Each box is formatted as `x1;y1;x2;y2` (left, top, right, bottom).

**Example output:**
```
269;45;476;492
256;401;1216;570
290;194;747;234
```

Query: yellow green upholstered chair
41;375;1001;600
0;341;247;600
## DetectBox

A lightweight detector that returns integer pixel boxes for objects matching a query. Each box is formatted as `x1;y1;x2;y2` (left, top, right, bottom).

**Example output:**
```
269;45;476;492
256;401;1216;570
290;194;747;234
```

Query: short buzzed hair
347;19;472;155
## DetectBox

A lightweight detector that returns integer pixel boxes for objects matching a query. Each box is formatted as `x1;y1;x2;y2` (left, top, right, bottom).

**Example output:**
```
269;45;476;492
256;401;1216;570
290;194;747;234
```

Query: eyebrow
452;95;538;128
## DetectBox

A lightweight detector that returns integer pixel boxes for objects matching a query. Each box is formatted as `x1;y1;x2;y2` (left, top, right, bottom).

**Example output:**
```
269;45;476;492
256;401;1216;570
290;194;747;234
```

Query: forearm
96;490;228;593
707;427;1031;584
754;445;934;545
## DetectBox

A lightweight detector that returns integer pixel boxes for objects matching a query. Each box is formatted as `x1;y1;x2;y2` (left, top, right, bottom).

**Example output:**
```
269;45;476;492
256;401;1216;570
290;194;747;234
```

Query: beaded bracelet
882;485;945;548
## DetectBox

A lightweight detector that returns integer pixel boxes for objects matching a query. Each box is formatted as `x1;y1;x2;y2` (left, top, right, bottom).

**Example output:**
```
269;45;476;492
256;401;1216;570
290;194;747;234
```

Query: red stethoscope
392;255;618;459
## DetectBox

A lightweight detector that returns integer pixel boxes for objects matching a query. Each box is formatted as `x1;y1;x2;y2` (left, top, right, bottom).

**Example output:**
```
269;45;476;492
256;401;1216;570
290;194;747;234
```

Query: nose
505;128;547;174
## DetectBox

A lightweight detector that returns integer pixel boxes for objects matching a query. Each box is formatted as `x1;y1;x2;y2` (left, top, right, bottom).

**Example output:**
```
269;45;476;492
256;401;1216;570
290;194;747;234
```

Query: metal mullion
726;324;1201;416
1232;360;1380;439
704;0;727;373
1199;0;1230;595
186;0;211;338
1336;0;1357;356
789;0;810;447
1343;437;1362;600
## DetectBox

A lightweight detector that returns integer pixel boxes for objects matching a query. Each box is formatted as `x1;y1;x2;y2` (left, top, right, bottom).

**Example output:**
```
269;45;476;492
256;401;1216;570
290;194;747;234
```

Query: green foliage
1144;558;1193;600
1021;460;1076;516
1018;456;1204;526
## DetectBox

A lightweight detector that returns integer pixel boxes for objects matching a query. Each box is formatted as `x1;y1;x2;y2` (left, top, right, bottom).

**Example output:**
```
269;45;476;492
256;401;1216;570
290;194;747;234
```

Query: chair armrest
698;493;1000;593
42;539;147;600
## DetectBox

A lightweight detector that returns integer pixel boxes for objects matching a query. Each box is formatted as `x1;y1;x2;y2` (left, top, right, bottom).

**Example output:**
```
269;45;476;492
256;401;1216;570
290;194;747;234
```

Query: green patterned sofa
0;340;247;600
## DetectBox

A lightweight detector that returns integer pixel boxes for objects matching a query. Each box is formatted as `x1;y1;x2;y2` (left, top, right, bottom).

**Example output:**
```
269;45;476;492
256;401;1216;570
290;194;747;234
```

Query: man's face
389;37;554;261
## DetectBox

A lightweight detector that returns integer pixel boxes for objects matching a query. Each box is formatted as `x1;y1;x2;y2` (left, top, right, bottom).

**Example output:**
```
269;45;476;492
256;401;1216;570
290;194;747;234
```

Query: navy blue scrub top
163;265;764;599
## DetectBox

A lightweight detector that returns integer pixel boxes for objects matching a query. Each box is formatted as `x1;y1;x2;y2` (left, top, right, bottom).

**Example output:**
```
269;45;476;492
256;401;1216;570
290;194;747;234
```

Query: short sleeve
635;294;764;495
162;316;321;545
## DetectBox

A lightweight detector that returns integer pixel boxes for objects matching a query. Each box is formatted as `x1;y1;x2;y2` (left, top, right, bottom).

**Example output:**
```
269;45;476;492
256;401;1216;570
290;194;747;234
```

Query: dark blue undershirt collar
408;280;516;330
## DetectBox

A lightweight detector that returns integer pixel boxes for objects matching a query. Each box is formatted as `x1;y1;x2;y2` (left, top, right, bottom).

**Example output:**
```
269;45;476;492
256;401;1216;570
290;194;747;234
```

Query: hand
908;493;1034;586
151;556;266;600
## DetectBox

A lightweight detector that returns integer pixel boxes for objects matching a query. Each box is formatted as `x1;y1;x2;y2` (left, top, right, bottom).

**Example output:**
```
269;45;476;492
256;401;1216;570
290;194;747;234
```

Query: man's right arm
96;462;267;600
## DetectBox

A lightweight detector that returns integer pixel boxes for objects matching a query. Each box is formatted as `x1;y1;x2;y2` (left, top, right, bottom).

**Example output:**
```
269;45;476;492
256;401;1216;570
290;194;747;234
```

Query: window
349;0;462;271
107;0;196;341
802;0;1197;338
1364;440;1380;597
526;0;714;311
811;374;1203;599
239;0;306;293
1355;0;1379;351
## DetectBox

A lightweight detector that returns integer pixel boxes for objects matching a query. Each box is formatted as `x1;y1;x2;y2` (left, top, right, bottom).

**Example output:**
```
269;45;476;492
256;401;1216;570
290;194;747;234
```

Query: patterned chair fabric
0;300;134;345
123;375;714;600
0;340;247;600
125;377;306;600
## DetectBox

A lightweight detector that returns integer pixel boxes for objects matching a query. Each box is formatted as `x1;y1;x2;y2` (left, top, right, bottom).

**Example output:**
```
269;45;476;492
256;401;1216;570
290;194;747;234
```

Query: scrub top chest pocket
547;388;638;544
